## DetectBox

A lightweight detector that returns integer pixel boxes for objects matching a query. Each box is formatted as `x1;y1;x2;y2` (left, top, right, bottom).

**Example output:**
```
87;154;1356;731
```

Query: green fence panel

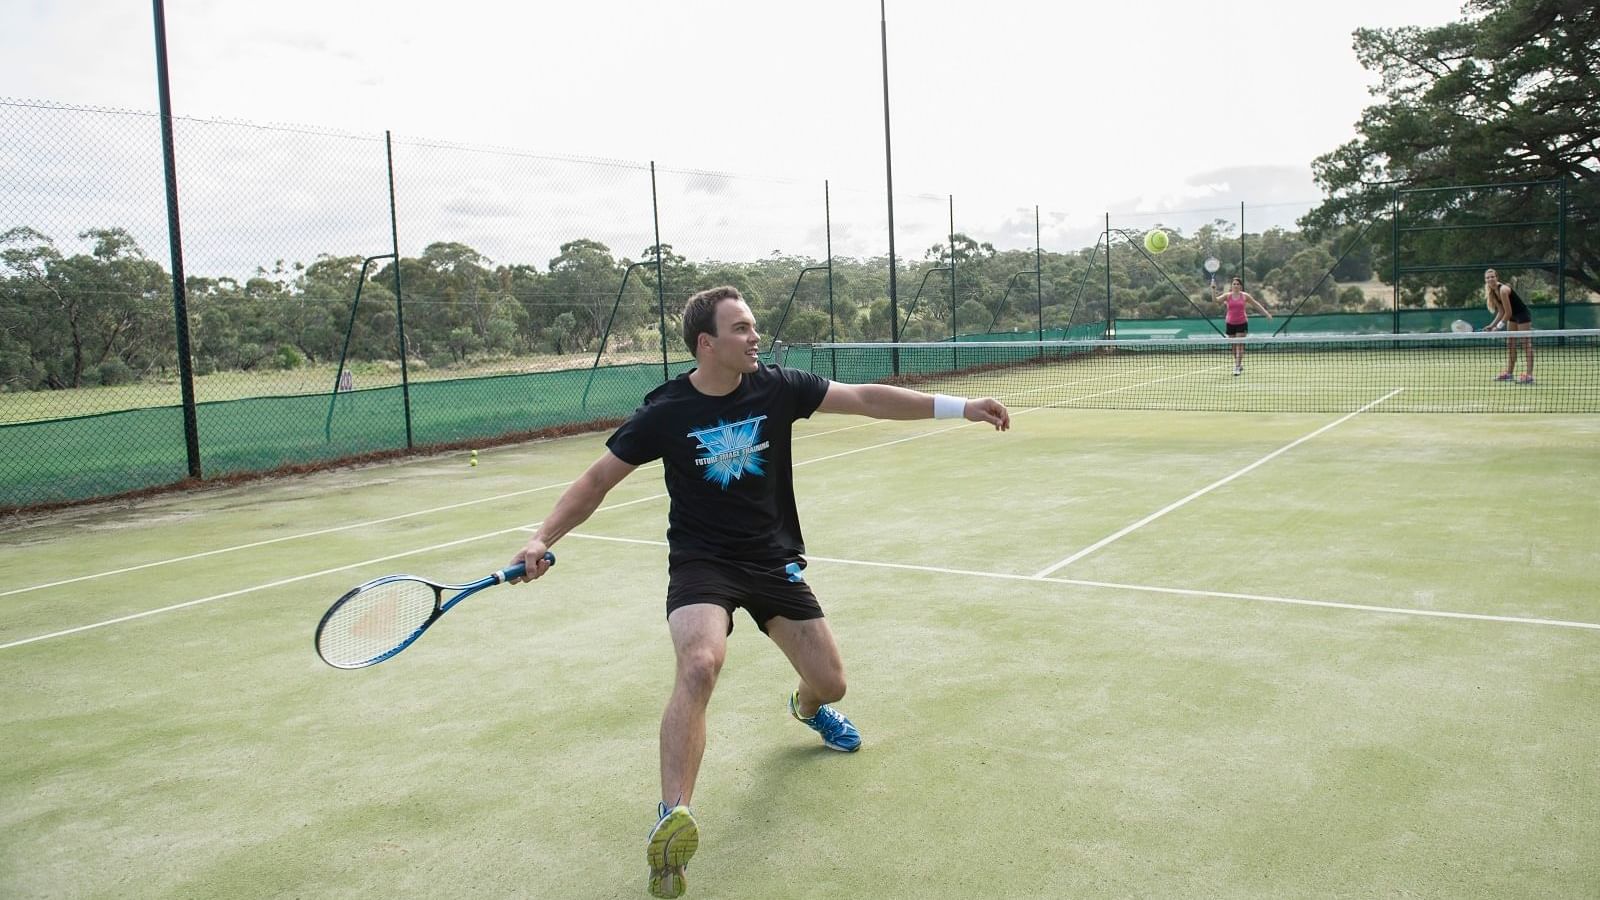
1;407;191;508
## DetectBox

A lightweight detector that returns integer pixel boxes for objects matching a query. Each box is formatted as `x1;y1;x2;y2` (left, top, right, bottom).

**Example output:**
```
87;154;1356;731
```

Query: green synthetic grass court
2;400;1597;898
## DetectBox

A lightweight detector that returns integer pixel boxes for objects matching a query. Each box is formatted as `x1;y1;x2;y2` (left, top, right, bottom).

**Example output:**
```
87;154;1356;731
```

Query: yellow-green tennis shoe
647;802;698;898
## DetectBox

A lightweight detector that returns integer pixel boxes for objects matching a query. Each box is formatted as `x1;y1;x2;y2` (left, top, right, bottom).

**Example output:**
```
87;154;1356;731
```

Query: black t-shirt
607;364;831;567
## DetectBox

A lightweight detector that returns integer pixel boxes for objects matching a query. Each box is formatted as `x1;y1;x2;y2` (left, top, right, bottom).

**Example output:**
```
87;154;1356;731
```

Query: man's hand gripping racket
315;551;554;669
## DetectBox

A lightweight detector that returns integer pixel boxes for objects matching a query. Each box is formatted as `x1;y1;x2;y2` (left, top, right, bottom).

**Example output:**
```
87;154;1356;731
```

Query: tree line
0;220;1396;392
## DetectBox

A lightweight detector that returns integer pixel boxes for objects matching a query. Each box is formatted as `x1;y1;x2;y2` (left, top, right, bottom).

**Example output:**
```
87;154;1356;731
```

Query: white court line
1031;389;1404;579
0;478;575;598
0;489;677;652
2;417;890;599
0;525;530;650
559;532;1600;633
2;367;1231;647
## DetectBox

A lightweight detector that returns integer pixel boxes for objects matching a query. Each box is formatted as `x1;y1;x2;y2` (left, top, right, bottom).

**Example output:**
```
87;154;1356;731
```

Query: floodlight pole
880;0;900;372
151;0;202;479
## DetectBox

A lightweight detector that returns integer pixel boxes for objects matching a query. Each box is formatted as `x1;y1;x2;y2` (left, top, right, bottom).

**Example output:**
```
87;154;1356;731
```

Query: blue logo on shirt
784;562;805;583
688;415;769;489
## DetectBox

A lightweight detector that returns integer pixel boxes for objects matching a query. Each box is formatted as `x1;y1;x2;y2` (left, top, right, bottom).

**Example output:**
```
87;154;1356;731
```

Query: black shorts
1225;322;1248;337
1510;306;1533;325
666;557;823;634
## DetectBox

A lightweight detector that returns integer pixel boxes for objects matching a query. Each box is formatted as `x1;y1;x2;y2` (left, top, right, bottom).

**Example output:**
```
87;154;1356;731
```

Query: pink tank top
1225;293;1248;325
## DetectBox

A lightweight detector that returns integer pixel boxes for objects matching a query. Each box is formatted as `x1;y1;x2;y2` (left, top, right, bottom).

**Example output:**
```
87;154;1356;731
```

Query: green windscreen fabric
0;359;695;509
5;309;1597;509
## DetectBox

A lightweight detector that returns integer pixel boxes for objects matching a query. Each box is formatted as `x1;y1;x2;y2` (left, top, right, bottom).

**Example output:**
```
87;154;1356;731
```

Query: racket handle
498;551;555;583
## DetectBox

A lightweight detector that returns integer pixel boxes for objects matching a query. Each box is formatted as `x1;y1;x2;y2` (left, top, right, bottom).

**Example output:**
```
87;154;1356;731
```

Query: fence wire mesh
2;98;1594;510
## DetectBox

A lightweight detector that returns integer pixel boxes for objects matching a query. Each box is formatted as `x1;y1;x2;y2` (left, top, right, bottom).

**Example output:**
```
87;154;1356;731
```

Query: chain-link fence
3;98;1594;510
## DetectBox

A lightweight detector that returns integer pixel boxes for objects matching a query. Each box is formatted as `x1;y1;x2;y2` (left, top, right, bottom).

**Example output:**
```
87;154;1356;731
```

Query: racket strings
318;580;438;668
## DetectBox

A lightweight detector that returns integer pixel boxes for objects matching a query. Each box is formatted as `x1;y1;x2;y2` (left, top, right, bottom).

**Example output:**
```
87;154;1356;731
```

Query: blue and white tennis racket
314;552;554;669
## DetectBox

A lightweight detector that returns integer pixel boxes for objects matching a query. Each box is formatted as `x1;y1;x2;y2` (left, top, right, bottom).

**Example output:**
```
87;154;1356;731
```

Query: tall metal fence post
948;195;957;341
1034;205;1043;341
825;180;836;379
1239;201;1245;285
151;0;202;479
1557;178;1567;329
652;161;667;382
825;181;835;343
1391;188;1400;334
1104;213;1113;337
386;131;413;447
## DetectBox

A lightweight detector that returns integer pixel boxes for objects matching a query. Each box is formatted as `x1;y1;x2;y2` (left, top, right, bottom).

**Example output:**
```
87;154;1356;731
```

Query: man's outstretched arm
817;382;1010;430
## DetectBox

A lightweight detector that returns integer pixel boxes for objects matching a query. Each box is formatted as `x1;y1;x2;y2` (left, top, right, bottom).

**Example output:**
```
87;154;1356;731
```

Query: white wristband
933;394;966;420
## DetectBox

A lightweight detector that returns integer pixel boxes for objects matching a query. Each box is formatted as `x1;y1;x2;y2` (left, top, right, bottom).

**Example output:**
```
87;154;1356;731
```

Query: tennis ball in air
1144;229;1169;254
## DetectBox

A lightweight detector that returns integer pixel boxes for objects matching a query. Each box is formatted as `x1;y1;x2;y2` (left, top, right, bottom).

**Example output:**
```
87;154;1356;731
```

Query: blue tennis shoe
789;690;862;752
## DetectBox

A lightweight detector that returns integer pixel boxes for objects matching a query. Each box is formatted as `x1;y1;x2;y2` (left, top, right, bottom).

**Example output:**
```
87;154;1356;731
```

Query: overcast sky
2;0;1468;270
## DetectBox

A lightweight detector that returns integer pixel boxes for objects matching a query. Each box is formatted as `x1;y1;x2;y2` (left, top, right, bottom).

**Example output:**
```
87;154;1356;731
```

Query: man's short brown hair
682;286;744;354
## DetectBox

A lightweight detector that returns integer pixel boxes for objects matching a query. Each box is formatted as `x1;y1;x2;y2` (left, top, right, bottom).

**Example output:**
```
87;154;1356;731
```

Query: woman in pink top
1215;277;1273;375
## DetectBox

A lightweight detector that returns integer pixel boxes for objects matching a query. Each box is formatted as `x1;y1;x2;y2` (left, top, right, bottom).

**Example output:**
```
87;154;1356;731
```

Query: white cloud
0;0;1467;273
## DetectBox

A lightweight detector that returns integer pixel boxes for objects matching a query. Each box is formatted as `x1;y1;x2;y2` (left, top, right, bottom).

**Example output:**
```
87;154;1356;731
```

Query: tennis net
774;329;1600;413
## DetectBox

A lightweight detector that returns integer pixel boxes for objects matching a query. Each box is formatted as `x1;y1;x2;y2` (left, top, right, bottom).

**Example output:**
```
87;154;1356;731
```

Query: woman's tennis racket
314;552;554;669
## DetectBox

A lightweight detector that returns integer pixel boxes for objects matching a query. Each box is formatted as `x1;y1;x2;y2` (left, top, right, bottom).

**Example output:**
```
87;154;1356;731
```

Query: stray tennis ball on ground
1144;229;1169;254
470;459;478;467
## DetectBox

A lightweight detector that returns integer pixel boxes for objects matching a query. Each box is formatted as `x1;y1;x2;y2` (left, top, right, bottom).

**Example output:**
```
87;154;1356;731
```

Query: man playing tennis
508;285;1009;898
